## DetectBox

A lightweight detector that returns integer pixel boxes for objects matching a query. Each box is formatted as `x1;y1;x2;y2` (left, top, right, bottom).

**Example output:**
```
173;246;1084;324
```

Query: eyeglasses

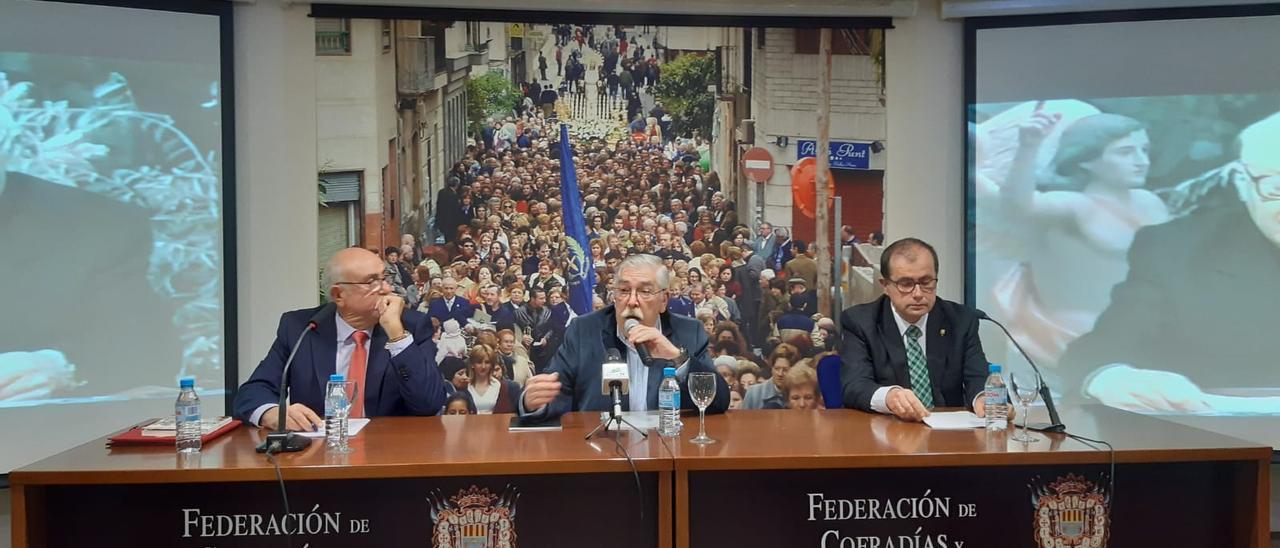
1243;164;1280;201
611;286;666;302
888;277;938;294
335;276;389;292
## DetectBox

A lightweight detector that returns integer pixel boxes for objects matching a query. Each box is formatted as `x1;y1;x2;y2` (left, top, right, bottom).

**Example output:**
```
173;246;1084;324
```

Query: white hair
617;254;672;290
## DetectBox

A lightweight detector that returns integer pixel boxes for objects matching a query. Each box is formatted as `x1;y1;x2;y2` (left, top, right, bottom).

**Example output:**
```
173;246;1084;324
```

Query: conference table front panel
11;414;669;548
671;407;1271;548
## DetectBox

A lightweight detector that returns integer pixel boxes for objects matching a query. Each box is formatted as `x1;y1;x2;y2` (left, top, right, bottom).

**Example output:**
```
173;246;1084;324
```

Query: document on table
923;411;985;430
298;418;370;438
603;411;661;431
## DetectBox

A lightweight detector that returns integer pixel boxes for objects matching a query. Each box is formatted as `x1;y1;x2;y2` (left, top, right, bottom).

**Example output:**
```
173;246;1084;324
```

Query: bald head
323;247;383;290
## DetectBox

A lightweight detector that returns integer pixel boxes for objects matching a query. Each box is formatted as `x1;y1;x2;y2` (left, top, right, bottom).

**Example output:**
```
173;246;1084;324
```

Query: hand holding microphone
623;317;680;363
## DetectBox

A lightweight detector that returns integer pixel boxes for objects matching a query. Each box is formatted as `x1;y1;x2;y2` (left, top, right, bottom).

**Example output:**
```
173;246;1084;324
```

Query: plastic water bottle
658;367;682;437
324;374;346;449
175;377;202;453
984;364;1009;431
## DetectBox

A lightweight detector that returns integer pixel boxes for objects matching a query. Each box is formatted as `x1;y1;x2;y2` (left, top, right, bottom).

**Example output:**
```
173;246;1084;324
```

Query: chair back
816;354;843;409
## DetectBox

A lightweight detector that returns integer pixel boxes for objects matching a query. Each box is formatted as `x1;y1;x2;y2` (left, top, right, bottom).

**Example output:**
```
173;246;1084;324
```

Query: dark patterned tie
904;325;933;408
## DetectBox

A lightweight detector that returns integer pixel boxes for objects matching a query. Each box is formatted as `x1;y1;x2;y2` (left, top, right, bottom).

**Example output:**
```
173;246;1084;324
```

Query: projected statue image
0;67;221;404
1059;111;1280;415
984;103;1170;367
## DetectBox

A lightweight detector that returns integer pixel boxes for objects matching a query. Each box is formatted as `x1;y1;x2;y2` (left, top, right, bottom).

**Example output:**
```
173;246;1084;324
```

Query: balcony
316;31;350;56
446;49;489;74
397;36;437;95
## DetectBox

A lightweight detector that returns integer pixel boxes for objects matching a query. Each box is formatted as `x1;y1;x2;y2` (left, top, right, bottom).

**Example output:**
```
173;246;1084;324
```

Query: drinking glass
1008;372;1040;443
331;381;359;453
688;372;717;445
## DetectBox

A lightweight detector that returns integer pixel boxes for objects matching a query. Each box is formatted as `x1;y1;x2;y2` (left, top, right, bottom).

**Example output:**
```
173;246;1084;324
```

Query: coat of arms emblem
428;485;520;548
1029;473;1110;548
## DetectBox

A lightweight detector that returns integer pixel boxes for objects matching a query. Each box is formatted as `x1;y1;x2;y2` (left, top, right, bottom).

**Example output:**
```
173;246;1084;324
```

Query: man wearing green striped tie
839;238;1002;422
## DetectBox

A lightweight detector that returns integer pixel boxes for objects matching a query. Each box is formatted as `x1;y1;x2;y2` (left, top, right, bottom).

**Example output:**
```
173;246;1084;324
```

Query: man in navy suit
520;254;730;419
425;276;473;336
234;248;447;430
839;238;997;423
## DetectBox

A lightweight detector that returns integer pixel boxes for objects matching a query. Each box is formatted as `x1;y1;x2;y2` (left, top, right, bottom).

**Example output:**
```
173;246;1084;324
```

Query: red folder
107;419;242;447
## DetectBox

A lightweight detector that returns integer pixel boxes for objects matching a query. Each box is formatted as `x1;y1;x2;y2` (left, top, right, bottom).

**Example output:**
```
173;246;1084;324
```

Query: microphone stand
979;314;1066;433
256;306;332;454
586;382;648;440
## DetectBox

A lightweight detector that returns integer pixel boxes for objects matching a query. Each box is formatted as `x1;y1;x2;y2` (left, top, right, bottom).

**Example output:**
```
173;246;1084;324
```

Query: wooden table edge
9;459;675;486
671;447;1272;471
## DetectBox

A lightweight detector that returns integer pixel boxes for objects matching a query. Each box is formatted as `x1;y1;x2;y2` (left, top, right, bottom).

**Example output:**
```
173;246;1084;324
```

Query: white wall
663;27;718;51
234;0;319;380
317;18;398;211
753;28;886;142
883;0;965;301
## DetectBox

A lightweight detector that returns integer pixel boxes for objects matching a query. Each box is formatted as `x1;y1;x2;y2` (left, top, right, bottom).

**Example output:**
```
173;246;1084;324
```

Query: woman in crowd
711;321;749;359
443;393;475;415
778;362;822;411
742;343;798;410
460;345;520;414
439;356;469;395
737;362;763;391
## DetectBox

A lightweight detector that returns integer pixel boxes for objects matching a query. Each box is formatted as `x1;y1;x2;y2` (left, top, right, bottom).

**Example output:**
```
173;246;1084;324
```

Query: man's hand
885;387;931;422
0;350;78;402
1087;365;1211;413
378;295;406;339
624;322;680;361
259;403;322;432
521;372;561;412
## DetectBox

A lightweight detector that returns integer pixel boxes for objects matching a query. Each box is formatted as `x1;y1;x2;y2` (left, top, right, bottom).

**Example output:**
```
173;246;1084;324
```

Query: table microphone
623;318;653;365
256;302;335;454
601;347;629;419
975;308;1066;433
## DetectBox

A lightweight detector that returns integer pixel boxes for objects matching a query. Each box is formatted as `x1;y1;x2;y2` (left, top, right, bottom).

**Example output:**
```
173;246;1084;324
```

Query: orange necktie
349;331;369;418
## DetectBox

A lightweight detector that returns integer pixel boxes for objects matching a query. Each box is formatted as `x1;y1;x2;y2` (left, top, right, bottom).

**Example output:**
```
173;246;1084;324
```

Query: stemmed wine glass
1008;371;1040;443
688;372;717;445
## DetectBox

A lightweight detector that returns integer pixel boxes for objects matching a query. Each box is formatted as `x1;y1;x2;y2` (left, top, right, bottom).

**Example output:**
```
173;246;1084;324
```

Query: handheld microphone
256;302;335;454
623;318;653;365
975;308;1066;433
602;347;629;419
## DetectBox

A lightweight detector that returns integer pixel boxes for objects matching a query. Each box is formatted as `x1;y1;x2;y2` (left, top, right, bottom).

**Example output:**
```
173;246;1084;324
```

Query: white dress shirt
250;314;413;426
468;382;501;414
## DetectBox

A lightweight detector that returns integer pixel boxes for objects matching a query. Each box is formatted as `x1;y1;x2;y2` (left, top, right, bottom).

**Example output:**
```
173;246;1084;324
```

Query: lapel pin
940;328;947;336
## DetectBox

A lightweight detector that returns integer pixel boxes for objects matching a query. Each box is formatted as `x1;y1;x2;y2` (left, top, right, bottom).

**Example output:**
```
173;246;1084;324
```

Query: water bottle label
659;392;675;408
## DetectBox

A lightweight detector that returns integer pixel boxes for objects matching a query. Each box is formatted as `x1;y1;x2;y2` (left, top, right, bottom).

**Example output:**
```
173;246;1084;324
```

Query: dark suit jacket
532;305;730;419
427;298;474;328
839;296;989;412
0;172;178;396
233;306;447;423
1059;195;1280;395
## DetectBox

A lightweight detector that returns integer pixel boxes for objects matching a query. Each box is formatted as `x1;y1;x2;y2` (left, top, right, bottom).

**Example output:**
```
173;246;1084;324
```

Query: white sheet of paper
602;411;661;431
922;411;986;430
298;418;371;438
